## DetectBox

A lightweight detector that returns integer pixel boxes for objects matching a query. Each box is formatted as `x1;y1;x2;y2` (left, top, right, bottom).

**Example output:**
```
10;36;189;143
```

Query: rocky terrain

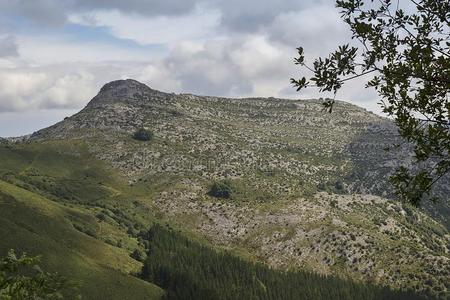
32;80;404;188
33;79;449;222
19;79;450;298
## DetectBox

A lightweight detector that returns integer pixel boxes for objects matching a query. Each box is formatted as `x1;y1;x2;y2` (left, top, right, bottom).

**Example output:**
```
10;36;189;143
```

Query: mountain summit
87;79;167;108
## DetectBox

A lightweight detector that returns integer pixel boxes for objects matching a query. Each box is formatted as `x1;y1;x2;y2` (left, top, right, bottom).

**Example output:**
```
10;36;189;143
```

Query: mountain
1;79;449;299
30;79;408;192
32;79;450;226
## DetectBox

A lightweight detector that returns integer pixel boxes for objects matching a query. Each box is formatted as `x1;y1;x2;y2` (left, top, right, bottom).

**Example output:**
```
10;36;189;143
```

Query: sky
0;0;383;137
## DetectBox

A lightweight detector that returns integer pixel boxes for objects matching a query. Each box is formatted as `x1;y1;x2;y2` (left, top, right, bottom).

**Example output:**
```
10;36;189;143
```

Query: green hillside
0;181;163;300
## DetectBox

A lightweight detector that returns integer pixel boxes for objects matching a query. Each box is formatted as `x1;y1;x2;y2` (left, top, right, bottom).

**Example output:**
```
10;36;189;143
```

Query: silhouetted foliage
292;0;450;206
141;225;427;300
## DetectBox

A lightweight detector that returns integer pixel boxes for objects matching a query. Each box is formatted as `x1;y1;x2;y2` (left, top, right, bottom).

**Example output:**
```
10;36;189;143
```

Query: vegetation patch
317;180;347;194
208;179;235;199
133;128;154;141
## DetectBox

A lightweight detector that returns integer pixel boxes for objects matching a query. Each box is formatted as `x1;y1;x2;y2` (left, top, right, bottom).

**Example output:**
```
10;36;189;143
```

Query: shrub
130;249;146;262
317;182;327;191
0;250;79;299
132;128;153;141
334;180;346;194
208;180;234;199
317;181;346;194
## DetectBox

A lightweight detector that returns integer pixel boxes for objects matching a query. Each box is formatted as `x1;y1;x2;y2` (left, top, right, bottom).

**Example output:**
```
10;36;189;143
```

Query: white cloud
0;68;98;111
136;64;181;92
41;71;97;108
230;35;294;79
69;6;221;46
0;71;49;111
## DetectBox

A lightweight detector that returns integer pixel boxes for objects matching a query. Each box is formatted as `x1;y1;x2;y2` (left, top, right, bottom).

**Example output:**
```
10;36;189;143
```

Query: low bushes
208;179;234;199
132;128;153;141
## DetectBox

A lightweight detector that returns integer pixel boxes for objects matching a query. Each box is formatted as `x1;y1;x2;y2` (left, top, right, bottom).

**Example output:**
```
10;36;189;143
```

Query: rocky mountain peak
98;79;149;93
87;79;167;108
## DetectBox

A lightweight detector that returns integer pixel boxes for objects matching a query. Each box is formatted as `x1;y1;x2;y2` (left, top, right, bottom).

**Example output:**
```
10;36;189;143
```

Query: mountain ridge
14;79;450;228
31;78;387;140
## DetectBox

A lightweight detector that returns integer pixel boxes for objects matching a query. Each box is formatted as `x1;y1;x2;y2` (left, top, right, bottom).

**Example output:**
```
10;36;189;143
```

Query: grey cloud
267;6;350;51
0;0;200;27
178;70;252;96
73;0;199;16
0;0;67;26
1;0;332;32
161;42;253;96
0;36;19;57
0;0;348;58
213;0;328;33
136;35;300;98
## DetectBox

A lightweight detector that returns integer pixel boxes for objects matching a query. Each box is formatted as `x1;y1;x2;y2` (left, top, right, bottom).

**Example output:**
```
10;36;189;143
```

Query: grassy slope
0;181;163;300
0;142;164;300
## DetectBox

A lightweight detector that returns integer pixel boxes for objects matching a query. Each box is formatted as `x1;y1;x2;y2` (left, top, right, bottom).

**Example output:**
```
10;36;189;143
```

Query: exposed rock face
87;79;170;108
29;79;450;297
